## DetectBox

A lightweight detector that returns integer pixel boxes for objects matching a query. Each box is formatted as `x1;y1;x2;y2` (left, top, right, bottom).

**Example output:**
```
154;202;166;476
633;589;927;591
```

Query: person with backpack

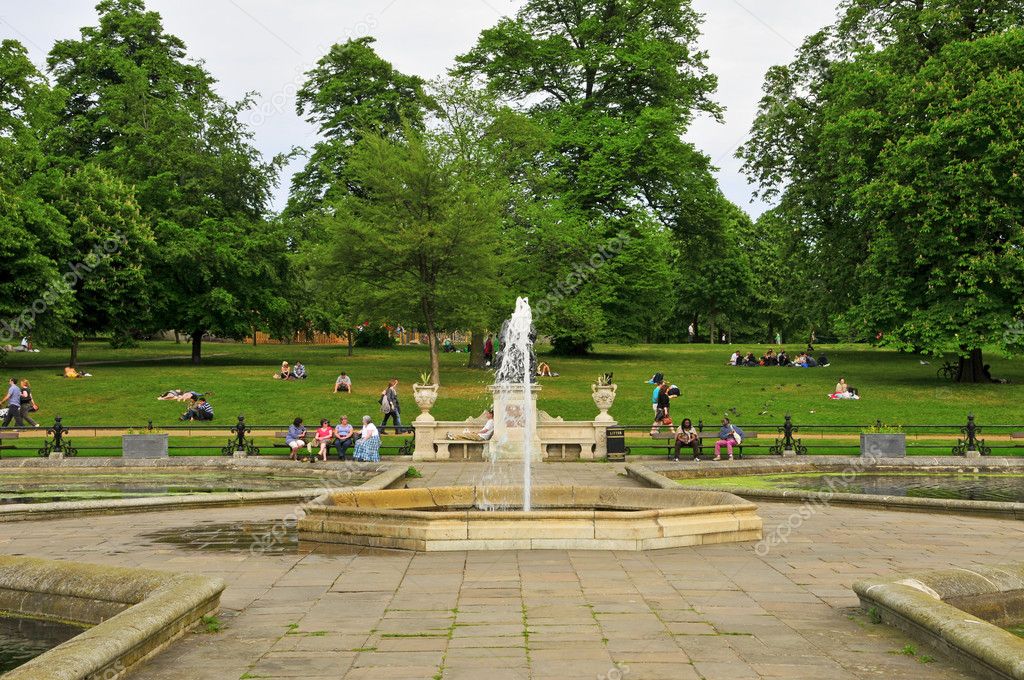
379;378;403;433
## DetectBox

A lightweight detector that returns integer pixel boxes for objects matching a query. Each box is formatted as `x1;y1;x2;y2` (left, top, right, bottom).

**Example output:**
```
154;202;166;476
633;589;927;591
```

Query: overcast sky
2;0;840;218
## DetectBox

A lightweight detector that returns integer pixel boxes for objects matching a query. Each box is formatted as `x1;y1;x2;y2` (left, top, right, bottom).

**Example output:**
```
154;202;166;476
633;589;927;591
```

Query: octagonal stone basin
297;485;763;551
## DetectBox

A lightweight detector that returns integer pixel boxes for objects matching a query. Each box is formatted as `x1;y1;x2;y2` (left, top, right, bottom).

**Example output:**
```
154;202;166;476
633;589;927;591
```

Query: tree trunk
173;330;180;344
957;347;986;383
709;319;716;345
428;329;441;386
251;326;257;346
347;330;353;357
69;339;79;369
191;332;202;365
467;331;486;368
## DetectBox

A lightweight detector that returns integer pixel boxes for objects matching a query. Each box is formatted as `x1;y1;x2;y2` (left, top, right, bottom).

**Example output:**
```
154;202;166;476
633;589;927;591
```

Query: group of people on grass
156;390;215;420
729;348;829;368
274;361;307;380
1;378;39;428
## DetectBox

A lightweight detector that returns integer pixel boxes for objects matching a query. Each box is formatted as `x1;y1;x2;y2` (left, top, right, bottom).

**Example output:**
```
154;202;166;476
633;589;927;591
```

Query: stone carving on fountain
412;298;618;462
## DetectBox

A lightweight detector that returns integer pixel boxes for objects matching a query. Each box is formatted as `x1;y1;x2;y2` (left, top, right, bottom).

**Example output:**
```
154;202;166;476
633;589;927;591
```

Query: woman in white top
354;415;381;461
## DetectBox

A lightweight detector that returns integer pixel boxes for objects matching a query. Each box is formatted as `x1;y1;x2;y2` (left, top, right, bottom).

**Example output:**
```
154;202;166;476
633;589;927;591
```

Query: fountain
491;297;536;510
295;299;765;551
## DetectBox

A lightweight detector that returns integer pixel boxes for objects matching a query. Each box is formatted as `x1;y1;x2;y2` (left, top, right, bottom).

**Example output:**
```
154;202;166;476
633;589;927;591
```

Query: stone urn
591;383;617;423
412;383;440;422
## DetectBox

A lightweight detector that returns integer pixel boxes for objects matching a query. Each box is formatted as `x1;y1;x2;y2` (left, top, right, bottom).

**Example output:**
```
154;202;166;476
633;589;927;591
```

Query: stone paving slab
0;462;1005;679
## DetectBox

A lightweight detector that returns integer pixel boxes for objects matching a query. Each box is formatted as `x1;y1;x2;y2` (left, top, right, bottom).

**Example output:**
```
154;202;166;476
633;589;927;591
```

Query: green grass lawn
4;340;1024;429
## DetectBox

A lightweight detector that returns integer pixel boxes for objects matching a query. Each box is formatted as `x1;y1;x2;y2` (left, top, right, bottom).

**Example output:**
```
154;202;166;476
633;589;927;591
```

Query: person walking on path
18;379;38;427
1;378;24;428
379;379;403;433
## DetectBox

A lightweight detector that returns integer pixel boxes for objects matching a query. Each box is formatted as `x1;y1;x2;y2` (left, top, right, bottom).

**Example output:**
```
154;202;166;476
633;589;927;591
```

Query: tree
45;164;154;366
456;0;729;353
316;125;504;384
740;0;1024;380
287;37;432;219
0;40;72;353
48;0;289;363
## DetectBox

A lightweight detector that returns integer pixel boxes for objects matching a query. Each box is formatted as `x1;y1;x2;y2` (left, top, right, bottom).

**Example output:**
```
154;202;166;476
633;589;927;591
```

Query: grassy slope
5;341;1024;428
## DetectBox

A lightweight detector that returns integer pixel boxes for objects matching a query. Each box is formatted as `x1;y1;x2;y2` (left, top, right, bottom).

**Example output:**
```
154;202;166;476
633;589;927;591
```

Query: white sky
2;0;841;218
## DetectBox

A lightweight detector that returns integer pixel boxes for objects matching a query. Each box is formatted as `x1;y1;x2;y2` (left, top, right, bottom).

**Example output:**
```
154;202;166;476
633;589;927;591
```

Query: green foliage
201;614;221;633
288;37;432;219
740;1;1024;376
353;327;396;349
46;0;290;361
457;0;730;350
405;467;423;479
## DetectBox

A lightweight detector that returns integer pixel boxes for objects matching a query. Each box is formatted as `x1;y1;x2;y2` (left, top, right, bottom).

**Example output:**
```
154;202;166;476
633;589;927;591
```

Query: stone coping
299;484;762;551
629;461;1024;520
646;456;1024;479
0;464;404;523
854;564;1024;680
0;556;224;680
0;456;389;471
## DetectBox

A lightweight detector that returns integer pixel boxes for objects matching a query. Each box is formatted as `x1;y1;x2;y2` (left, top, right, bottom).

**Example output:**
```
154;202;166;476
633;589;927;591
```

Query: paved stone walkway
1;462;1017;679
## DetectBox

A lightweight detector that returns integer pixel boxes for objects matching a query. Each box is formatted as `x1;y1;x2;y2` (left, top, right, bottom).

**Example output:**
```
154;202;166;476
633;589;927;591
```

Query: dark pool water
140;521;300;555
777;474;1024;503
0;471;377;505
0;617;86;672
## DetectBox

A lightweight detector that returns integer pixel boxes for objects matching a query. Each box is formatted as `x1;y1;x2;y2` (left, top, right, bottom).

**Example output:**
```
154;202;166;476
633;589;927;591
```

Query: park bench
272;430;412;458
626;429;761;460
0;432;18;456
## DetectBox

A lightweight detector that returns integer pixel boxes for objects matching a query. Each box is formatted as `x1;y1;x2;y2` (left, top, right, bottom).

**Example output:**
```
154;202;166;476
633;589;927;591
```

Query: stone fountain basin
298;485;763;551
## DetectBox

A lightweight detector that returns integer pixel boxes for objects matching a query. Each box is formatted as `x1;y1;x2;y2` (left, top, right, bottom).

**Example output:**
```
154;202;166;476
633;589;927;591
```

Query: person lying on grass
158;390;207;401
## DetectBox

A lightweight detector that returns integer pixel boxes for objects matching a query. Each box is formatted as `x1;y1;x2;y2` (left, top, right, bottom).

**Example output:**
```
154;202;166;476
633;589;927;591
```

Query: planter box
122;434;169;459
860;433;906;458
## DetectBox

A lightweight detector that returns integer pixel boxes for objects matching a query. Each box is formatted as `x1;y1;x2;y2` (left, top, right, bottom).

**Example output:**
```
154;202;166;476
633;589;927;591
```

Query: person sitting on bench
286;418;306;461
674;418;700;461
181;397;214;421
333;415;355;460
354;416;381;462
308;418;332;461
333;372;352;393
447;410;495;442
713;417;744;461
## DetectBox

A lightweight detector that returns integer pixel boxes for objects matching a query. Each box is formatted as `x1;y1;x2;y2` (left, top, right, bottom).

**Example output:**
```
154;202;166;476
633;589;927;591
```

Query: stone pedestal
233;450;248;458
489;384;543;462
781;449;797;458
48;451;65;460
413;421;442;461
965;449;983;459
122;434;169;459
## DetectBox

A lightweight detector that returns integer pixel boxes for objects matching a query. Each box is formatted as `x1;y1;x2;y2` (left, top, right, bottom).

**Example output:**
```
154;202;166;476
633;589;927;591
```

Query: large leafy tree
314;116;505;384
740;0;1024;381
0;40;71;353
47;0;288;363
456;0;727;353
287;37;432;219
45;164;154;365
